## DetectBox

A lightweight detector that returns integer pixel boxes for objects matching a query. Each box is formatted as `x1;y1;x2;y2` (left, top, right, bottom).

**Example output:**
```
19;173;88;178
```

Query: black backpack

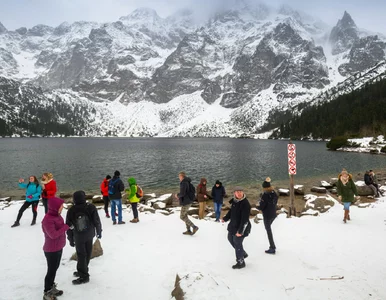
188;182;196;201
74;204;92;233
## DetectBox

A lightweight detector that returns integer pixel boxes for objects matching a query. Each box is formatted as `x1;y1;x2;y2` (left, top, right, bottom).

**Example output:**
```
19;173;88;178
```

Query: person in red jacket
42;173;57;215
41;196;69;300
100;175;111;218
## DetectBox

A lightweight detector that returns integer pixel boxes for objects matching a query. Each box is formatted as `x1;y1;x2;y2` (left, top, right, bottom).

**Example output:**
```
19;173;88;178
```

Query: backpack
136;185;143;198
188;182;196;201
108;178;119;195
74;204;91;233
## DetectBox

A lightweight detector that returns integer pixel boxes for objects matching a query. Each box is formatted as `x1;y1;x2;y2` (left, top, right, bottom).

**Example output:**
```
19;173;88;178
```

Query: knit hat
341;169;348;175
215;180;221;185
114;170;120;177
233;186;244;192
106;175;111;180
262;177;271;188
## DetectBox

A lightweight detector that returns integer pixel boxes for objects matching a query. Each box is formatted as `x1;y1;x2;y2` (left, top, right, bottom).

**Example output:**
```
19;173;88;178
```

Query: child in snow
126;177;141;223
336;169;359;223
11;176;42;227
257;177;278;254
223;186;251;269
41;173;57;215
100;175;111;218
41;197;69;300
211;180;226;222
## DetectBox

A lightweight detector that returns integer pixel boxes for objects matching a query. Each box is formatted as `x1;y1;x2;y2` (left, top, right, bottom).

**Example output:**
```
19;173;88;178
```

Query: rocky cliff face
0;5;385;137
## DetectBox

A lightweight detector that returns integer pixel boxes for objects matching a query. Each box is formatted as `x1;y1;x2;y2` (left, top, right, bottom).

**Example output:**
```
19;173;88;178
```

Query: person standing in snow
41;197;69;300
11;176;42;227
257;177;278;254
108;170;125;225
337;169;359;223
197;178;211;219
126;177;141;223
66;191;102;285
211;180;226;222
41;173;57;215
100;175;111;218
176;172;199;235
223;186;251;269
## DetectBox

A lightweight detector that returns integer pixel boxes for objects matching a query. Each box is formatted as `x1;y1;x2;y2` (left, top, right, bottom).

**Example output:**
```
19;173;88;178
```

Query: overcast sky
0;0;385;34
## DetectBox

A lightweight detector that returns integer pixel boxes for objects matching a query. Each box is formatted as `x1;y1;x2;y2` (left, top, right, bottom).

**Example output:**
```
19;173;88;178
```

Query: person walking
197;178;211;219
337;169;359;223
211;180;226;222
11;176;42;227
176;172;199;235
108;170;125;225
223;186;251;269
66;191;102;285
127;177;141;223
257;177;278;254
41;197;69;300
41;173;57;215
100;175;111;218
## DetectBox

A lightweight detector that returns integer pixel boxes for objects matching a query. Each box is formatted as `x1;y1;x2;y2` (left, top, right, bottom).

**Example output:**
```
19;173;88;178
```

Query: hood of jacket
338;173;353;181
214;180;222;188
128;177;137;185
200;178;207;185
182;177;192;184
73;190;86;205
230;193;246;203
47;197;64;216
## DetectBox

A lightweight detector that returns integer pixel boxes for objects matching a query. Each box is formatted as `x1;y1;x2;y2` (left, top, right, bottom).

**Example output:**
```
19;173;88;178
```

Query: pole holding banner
288;142;297;217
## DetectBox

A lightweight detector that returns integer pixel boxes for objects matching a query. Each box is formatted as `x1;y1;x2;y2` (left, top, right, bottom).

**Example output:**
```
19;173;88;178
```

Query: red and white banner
288;143;297;175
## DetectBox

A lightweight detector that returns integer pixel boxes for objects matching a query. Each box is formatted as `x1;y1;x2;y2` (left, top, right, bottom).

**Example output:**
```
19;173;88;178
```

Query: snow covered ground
1;198;386;300
339;135;386;154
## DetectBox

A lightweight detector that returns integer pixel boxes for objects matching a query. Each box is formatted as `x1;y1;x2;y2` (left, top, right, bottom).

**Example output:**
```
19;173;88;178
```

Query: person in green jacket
336;169;360;223
126;177;141;223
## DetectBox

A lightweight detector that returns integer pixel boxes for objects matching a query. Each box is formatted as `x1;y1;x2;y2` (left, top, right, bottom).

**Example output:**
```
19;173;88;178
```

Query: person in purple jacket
41;197;69;300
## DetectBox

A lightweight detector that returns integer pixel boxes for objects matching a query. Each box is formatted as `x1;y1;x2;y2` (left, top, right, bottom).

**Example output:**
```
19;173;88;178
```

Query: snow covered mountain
0;3;385;137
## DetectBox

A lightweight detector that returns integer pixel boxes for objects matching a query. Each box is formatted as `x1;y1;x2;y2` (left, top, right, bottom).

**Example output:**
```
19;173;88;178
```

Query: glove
70;241;75;247
69;224;74;230
27;195;33;199
97;233;102;239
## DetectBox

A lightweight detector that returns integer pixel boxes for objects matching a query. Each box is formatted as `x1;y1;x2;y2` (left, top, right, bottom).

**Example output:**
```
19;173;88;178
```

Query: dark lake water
1;138;386;197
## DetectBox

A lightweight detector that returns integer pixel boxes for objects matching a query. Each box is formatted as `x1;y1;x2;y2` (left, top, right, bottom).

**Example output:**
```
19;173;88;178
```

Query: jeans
180;204;196;230
227;232;246;262
42;198;48;214
103;196;110;215
264;217;276;250
111;199;123;222
44;250;62;292
213;202;222;220
16;200;39;223
75;239;93;279
131;202;138;219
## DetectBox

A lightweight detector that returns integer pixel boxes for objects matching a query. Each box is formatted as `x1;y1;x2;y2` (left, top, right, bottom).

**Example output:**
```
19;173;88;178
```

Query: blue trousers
111;199;123;222
214;202;222;220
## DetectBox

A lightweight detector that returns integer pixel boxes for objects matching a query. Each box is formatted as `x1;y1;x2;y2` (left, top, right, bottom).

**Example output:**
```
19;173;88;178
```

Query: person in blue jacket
11;176;42;228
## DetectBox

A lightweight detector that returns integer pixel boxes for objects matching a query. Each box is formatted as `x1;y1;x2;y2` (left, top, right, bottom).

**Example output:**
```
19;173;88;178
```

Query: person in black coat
66;191;102;285
223;186;251;269
257;177;278;254
109;170;125;224
212;180;226;222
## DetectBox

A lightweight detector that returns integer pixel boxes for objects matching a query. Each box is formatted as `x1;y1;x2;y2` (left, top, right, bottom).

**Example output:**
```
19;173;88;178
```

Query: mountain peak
340;11;357;29
329;11;359;55
0;22;7;34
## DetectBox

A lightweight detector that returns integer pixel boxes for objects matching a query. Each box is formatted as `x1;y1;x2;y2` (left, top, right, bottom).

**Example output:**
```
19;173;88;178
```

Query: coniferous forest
271;78;386;140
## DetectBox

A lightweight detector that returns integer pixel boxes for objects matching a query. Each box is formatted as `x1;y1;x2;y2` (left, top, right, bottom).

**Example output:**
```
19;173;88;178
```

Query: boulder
304;195;335;213
85;194;94;200
355;183;375;196
172;273;235;300
330;188;338;195
250;208;259;216
139;206;156;214
0;197;11;202
320;181;333;189
148;194;173;206
70;239;103;261
294;185;305;195
278;188;290;196
92;196;103;203
206;212;216;218
154;202;166;210
311;187;327;194
187;208;199;216
59;193;72;199
300;209;319;217
329;178;339;186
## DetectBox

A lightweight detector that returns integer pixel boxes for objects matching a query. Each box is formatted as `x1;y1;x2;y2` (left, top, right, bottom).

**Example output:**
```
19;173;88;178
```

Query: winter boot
72;277;89;285
347;213;351;221
343;210;348;223
244;252;249;259
191;226;199;235
130;218;139;223
31;219;37;226
106;213;110;218
43;290;57;300
265;248;276;255
118;221;126;225
51;283;63;296
232;259;246;269
11;221;20;228
183;230;192;235
113;221;117;225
